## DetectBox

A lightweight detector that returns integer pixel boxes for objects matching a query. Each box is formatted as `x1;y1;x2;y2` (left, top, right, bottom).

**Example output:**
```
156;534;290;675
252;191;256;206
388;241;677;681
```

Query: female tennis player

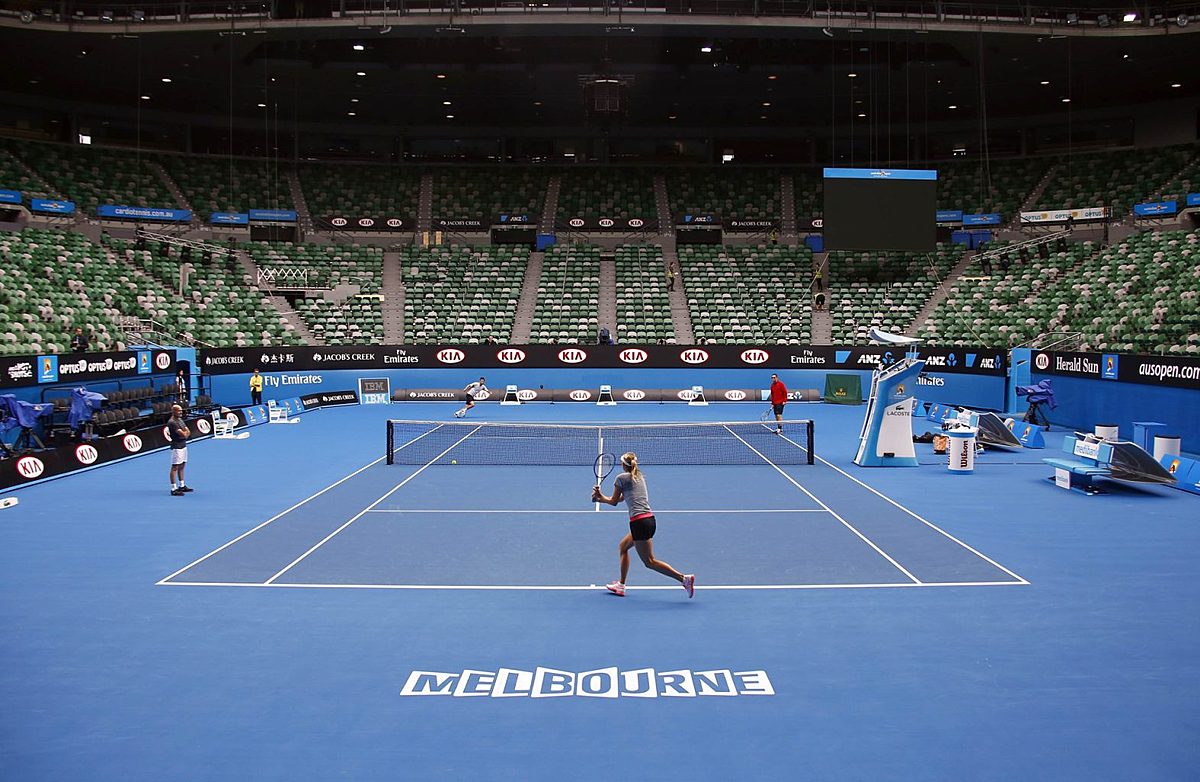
592;452;694;598
454;377;488;418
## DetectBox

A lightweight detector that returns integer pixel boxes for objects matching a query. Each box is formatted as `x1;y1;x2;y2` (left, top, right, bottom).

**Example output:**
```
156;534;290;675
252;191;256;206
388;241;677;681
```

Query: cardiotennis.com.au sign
400;668;775;698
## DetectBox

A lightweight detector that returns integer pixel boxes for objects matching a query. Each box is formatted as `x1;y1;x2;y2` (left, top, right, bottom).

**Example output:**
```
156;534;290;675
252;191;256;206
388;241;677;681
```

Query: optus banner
199;344;1005;376
1;349;176;389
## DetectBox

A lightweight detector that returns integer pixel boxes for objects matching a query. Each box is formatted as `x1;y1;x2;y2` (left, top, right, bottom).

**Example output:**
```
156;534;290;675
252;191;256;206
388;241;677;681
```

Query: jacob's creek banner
1032;350;1200;391
96;205;192;223
1;349;176;390
198;344;1006;375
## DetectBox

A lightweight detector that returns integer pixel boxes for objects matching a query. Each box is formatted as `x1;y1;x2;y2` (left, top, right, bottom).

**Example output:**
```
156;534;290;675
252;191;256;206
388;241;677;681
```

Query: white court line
159;580;1026;591
364;508;830;514
157;424;448;585
263;425;482;585
724;425;923;584
777;432;1031;586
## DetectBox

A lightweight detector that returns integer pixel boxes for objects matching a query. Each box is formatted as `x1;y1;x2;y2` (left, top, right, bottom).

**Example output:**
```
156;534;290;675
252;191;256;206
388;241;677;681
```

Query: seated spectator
70;327;90;353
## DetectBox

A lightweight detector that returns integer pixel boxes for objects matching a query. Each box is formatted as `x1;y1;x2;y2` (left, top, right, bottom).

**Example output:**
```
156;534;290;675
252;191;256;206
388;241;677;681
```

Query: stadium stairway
904;249;978;338
599;251;617;339
810;306;832;345
2;148;55;202
661;248;694;343
418;173;434;234
541;174;561;228
1013;161;1061;225
381;250;404;343
285;169;313;235
149;160;194;223
780;172;797;239
237;248;318;344
509;250;544;343
653;174;672;236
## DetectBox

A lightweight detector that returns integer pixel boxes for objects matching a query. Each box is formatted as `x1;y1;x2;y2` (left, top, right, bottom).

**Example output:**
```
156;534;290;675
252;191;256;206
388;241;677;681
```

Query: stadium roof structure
1;1;1197;139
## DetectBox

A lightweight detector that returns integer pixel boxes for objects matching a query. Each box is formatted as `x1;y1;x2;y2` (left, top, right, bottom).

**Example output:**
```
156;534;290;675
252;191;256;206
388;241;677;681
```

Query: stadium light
161;77;172;83
100;9;114;22
1171;83;1182;88
700;45;713;53
1122;12;1137;22
353;44;365;51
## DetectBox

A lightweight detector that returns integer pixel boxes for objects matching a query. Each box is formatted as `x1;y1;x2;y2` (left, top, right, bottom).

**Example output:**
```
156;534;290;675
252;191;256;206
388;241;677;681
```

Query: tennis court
160;417;1024;591
2;400;1198;781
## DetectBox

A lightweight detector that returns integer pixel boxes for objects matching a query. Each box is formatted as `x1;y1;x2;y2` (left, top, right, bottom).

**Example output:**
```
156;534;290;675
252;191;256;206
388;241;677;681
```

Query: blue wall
206;366;1007;411
1031;372;1199;453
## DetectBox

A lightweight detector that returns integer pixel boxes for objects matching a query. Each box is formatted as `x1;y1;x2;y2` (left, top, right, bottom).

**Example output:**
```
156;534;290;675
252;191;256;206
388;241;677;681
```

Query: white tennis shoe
606;581;625;597
682;574;695;598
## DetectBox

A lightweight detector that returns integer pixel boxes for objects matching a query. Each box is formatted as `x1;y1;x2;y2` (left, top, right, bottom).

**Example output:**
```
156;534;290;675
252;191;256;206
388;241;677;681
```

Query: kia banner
318;215;410;232
558;216;657;231
199;344;1005;375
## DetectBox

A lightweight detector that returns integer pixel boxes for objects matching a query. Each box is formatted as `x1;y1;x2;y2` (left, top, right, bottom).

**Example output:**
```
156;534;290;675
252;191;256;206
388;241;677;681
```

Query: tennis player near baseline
592;452;694;598
454;377;488;418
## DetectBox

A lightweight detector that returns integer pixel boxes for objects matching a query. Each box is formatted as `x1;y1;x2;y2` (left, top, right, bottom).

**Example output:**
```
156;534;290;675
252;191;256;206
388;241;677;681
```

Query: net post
807;419;815;465
386;419;394;465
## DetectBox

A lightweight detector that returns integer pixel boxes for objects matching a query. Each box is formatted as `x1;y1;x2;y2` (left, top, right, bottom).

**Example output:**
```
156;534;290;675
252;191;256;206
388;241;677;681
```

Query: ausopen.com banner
199;344;1006;376
1031;350;1200;391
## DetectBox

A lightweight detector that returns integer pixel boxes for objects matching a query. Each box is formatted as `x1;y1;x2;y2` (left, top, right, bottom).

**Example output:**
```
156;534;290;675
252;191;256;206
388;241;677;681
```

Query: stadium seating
936;158;1048;219
678;244;812;344
4;138;174;212
1146;144;1200;204
160;154;290;216
530;243;600;342
0;228;126;354
431;168;547;220
918;231;1200;354
1033;145;1194;217
0;147;52;200
557;169;655;221
295;295;384;344
106;236;293;346
614;244;674;343
790;168;823;221
827;243;963;285
402;244;528;343
665;168;780;221
302;163;422;223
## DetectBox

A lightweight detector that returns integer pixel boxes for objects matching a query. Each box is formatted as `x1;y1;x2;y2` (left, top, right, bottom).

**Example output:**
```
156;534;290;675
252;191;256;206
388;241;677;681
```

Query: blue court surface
1;401;1197;781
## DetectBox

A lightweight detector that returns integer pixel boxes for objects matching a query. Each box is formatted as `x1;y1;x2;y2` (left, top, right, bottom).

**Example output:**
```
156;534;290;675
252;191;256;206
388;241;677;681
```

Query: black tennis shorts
462;392;475;403
772;403;785;415
629;515;657;541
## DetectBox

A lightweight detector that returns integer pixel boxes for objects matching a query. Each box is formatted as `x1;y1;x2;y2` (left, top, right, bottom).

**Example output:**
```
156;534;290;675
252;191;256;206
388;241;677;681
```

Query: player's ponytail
621;452;642;482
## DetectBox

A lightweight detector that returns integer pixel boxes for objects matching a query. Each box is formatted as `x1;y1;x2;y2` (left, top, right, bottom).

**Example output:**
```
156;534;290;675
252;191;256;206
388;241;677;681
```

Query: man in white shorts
167;404;193;496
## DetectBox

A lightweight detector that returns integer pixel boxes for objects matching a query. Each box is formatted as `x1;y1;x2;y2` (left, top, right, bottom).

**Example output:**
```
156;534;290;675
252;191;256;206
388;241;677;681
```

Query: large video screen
822;168;937;252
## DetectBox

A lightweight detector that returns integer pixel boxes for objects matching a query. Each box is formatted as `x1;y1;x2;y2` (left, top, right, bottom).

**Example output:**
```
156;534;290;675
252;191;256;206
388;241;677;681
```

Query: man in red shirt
769;373;788;434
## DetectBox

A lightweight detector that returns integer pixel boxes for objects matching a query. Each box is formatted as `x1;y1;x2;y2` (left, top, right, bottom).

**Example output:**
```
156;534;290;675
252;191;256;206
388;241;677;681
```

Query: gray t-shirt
614;471;652;518
167;417;189;449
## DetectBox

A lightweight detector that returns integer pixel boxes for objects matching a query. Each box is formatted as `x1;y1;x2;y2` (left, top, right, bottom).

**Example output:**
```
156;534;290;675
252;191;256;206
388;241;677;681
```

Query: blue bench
1043;435;1114;494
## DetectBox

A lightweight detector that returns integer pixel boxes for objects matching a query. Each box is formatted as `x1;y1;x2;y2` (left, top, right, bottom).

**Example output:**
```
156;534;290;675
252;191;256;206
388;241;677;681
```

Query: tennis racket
760;407;773;425
593;452;617;489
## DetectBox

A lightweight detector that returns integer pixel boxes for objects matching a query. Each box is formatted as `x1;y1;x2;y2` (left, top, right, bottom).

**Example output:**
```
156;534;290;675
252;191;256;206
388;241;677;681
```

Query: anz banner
96;204;191;222
1033;350;1200;391
30;198;76;215
676;213;721;226
248;209;297;222
211;212;249;225
494;213;537;225
1133;201;1178;217
319;215;409;232
199;344;1005;375
560;216;657;231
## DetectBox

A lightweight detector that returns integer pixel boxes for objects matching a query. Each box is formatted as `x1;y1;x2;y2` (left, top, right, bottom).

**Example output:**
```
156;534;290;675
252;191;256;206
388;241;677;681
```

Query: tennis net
385;419;814;466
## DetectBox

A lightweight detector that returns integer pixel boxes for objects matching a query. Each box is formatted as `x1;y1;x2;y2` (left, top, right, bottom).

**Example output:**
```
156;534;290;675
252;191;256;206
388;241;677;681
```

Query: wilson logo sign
400;668;774;698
